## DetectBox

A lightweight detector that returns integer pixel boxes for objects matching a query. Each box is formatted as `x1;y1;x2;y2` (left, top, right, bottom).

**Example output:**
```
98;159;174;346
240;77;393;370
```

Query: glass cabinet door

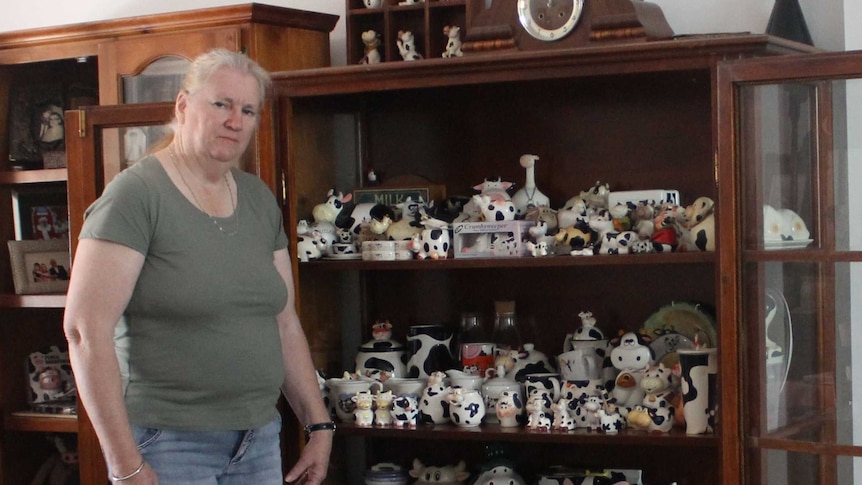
718;51;862;484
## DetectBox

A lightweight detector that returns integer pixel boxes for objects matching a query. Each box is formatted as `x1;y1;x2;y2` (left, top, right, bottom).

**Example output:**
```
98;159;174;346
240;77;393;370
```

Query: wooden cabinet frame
276;34;817;485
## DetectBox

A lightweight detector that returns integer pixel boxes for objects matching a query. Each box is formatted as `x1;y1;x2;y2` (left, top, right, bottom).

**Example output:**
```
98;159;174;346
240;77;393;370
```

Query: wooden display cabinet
274;35;819;485
0;5;336;483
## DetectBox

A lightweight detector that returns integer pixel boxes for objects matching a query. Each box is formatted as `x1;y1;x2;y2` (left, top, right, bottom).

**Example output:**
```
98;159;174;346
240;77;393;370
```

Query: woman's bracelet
111;459;146;482
304;421;336;440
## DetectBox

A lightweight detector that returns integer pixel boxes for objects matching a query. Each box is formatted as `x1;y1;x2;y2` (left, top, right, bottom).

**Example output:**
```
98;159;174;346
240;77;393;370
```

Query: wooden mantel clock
464;0;674;52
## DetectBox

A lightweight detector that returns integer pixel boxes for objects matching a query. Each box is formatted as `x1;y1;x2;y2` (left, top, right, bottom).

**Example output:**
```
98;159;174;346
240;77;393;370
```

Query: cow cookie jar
355;321;408;380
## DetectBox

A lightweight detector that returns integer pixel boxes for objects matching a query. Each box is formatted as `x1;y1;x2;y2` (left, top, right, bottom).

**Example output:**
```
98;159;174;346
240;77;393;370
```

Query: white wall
0;0;849;66
0;1;347;64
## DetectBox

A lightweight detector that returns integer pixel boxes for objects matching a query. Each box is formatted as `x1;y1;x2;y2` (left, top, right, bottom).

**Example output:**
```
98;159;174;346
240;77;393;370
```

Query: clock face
517;0;585;41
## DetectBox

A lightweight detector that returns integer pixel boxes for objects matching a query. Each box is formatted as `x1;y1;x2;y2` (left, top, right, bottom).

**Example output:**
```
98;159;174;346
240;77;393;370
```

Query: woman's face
176;67;262;164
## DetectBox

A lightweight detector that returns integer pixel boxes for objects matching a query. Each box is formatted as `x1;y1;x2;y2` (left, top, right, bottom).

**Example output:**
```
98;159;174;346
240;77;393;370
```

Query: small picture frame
11;188;69;240
7;83;66;169
7;239;71;295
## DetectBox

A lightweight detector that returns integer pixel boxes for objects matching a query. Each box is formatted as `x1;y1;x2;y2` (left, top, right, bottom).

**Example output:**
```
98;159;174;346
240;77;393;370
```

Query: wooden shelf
5;412;77;433
0;169;67;185
337;421;717;447
299;251;715;271
0;294;66;309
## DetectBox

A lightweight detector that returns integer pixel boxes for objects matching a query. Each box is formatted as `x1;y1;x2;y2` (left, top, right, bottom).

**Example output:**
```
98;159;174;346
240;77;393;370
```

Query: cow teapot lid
482;365;519;389
359;320;406;351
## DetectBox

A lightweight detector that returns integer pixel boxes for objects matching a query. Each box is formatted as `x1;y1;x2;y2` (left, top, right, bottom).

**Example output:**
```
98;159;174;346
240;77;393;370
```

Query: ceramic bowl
382;377;427;397
329;243;358;256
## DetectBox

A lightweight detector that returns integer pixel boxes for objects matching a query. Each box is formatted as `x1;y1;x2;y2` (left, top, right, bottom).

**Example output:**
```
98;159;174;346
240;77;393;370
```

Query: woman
63;49;333;484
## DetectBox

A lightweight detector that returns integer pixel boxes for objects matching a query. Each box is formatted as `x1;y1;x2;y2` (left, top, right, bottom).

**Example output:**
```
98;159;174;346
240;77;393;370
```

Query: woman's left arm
272;247;333;484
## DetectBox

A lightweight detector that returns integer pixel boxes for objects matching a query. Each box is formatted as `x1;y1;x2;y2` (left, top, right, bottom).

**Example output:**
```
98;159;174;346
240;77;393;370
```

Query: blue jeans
127;417;283;484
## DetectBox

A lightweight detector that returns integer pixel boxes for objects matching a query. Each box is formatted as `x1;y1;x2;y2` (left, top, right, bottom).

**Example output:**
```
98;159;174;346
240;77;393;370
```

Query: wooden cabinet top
0;3;338;53
273;33;817;97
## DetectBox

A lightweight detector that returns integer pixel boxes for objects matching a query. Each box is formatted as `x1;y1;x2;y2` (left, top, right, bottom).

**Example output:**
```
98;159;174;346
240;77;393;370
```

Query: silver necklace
168;145;239;236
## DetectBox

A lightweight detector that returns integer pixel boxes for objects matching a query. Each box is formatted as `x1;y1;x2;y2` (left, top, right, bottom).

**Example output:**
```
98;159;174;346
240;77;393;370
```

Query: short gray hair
182;48;272;107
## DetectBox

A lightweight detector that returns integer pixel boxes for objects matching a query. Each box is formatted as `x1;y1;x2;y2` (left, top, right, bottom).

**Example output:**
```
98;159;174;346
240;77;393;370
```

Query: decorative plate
764;287;793;392
649;332;696;368
764;239;813;250
643;301;717;350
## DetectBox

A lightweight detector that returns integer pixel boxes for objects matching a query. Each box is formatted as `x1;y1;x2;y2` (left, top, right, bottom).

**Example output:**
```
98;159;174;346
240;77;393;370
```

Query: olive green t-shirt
80;155;288;430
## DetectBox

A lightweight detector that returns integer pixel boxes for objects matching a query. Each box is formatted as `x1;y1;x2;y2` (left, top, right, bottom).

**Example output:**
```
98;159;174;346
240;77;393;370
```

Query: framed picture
7;239;71;295
7;82;65;168
11;188;69;240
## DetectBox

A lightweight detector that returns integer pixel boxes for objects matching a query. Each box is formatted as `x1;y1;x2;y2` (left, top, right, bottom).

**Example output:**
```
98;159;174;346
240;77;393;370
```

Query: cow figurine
588;209;639;255
419;371;451;424
385;196;426;241
473;464;527;485
627;404;674;433
441;25;463;58
551;398;576;431
495;390;523;427
296;229;328;262
409;459;470;485
609;331;655;409
573;394;603;430
598;407;625;434
358;29;381;65
373;390;395;427
573;311;605;341
390;394;420;428
311;189;352;234
473;193;516;222
351;390;375;427
396;30;424;61
526;392;551;431
680;196;716;252
409;223;450;260
580;180;611;211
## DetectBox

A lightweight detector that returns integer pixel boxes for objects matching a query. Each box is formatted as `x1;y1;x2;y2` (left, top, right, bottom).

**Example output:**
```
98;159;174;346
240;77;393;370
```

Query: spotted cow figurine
441;25;463;57
409;228;450;260
396;30;424;61
588;209;639;255
419;371;451;424
296;229;328;262
526;392;551;431
390;394;420;428
551;398;576;431
573;394;603;430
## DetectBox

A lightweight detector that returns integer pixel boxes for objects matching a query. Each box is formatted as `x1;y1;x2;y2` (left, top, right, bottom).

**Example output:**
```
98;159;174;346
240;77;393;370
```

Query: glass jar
492;309;522;352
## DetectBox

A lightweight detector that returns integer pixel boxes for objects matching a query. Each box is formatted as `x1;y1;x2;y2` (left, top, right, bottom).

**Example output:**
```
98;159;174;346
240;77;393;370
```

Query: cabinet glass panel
738;82;817;251
735;61;862;484
100;123;171;186
121;56;189;104
840;79;862;252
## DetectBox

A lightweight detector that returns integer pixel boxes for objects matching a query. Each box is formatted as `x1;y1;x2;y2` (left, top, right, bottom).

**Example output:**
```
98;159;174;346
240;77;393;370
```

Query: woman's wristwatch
304;421;336;440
